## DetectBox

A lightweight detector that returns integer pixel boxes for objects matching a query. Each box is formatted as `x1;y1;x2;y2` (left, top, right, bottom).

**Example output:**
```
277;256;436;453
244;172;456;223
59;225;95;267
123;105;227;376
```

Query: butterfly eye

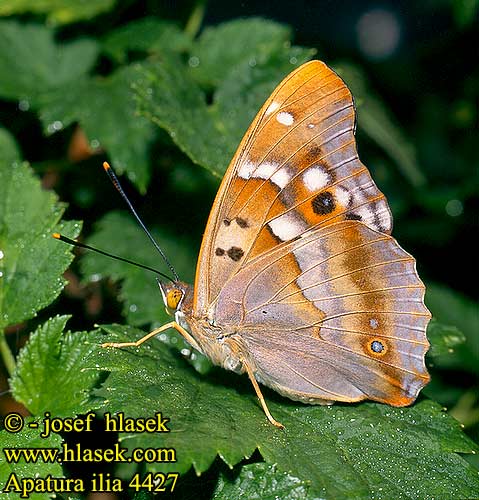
166;289;183;310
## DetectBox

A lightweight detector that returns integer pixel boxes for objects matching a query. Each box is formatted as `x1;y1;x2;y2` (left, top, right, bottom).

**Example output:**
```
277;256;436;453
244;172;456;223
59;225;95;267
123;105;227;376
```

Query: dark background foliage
0;0;477;498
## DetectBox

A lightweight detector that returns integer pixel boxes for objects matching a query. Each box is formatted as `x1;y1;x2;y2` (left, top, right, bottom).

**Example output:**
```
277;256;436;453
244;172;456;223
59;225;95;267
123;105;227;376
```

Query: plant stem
0;331;16;376
185;0;207;39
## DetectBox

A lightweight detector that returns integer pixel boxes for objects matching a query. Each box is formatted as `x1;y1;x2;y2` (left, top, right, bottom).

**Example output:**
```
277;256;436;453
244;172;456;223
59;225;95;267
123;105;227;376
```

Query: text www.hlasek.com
3;442;176;463
2;411;180;497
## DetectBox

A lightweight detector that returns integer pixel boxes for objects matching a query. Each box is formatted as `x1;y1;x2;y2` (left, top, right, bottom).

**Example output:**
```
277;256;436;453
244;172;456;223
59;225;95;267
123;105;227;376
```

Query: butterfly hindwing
194;60;392;312
212;221;430;405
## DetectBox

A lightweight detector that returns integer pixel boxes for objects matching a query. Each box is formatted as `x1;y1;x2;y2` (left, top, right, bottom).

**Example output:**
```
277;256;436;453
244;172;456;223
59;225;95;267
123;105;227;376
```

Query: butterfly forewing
194;60;392;312
212;221;430;405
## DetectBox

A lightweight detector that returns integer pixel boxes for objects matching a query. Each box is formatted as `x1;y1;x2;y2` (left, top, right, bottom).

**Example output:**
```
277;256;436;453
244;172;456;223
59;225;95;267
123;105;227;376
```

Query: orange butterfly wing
194;60;392;313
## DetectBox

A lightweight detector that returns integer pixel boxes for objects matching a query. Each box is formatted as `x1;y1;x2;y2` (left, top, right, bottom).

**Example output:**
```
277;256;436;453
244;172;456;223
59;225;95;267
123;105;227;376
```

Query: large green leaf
0;161;80;330
0;21;98;105
0;421;63;500
10;315;102;416
85;324;479;499
134;54;226;178
0;0;116;25
102;17;191;63
38;65;156;192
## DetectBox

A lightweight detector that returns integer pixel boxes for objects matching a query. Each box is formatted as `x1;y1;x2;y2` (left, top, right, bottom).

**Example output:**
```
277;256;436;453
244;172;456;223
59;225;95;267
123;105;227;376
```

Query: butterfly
100;60;431;428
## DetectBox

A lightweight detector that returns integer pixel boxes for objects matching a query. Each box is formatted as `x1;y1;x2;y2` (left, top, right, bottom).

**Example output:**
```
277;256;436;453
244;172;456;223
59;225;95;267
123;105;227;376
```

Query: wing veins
275;283;424;304
247;234;390;310
228;92;354;215
320;324;429;345
254;256;414;308
278;358;360;398
297;309;431;329
248;327;428;379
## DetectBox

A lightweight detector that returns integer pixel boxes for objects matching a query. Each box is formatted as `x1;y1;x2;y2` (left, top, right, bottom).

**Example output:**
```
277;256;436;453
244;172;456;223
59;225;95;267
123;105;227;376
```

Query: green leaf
426;282;479;372
135;54;225;177
189;18;292;87
426;318;466;359
213;462;311;500
0;21;98;105
86;325;479;499
38;65;155;192
10;315;102;416
0;0;116;25
135;47;314;177
335;62;427;188
0;420;63;500
0;161;81;330
0;127;20;165
102;17;191;63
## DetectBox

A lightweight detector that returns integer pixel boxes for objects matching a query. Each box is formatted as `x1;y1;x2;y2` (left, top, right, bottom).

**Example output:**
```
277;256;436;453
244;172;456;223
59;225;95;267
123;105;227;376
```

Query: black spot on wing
312;191;336;215
227;247;244;261
236;217;249;228
345;212;362;221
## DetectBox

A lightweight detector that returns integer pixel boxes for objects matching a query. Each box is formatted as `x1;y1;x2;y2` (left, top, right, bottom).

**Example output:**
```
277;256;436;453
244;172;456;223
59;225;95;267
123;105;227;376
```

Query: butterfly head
158;279;191;315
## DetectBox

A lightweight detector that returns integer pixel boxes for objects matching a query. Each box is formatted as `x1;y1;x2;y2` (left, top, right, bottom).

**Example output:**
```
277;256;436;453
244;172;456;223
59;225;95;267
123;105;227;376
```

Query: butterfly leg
242;359;284;429
101;321;200;351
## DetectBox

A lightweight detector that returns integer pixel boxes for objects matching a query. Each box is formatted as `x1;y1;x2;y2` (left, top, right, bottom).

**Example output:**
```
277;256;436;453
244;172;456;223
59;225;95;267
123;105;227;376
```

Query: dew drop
0;250;4;259
129;304;138;313
18;99;30;111
90;139;100;149
445;199;463;217
188;56;200;67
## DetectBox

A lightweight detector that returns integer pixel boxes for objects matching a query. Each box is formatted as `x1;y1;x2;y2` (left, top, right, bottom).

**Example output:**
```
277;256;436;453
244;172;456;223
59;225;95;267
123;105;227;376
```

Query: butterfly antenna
102;161;179;282
52;233;174;282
